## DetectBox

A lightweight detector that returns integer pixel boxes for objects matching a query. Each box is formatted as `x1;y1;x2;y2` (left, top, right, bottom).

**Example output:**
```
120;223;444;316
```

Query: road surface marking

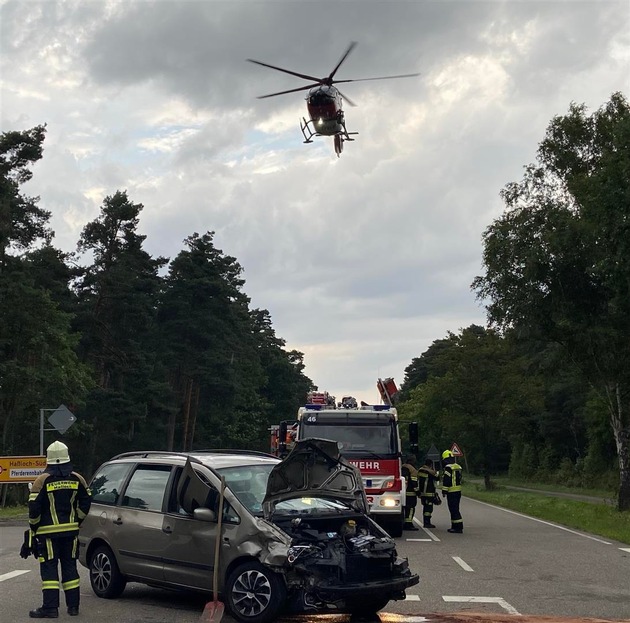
421;526;440;541
620;548;630;553
406;538;432;542
404;595;421;601
0;570;30;582
468;498;611;544
443;596;520;615
452;556;474;571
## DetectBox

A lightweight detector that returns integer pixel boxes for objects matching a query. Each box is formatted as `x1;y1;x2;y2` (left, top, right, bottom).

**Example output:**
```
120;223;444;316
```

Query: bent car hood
263;438;368;518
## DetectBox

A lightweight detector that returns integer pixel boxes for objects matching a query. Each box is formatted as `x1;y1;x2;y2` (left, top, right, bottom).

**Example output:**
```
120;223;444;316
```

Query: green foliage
0;125;51;267
473;93;630;510
0;131;313;471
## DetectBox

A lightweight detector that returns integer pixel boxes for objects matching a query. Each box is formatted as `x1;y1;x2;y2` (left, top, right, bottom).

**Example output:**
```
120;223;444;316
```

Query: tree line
1;92;628;512
397;93;630;512
0;126;314;476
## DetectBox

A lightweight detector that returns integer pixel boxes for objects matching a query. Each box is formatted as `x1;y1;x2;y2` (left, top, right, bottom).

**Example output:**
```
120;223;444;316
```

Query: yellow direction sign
0;456;47;483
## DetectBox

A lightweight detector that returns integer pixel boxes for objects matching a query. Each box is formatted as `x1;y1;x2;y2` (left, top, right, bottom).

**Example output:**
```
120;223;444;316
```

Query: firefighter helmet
441;449;454;460
46;441;71;465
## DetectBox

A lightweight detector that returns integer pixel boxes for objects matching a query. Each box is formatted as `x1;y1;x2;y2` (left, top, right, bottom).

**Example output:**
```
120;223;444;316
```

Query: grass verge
463;483;630;544
0;504;28;520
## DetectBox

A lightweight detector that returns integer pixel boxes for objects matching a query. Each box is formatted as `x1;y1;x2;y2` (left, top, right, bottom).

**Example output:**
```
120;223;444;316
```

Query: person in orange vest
27;441;91;618
441;449;463;533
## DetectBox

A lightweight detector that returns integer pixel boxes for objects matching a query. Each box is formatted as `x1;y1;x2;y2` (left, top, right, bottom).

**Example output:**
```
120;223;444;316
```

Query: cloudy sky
2;0;628;404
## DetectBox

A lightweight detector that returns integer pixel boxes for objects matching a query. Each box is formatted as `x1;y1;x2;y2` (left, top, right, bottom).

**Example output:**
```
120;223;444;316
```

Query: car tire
89;545;127;599
347;596;390;615
225;560;286;623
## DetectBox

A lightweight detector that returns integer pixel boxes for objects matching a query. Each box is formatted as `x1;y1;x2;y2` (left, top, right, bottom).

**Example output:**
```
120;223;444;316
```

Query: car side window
90;463;132;505
169;467;240;524
121;465;172;511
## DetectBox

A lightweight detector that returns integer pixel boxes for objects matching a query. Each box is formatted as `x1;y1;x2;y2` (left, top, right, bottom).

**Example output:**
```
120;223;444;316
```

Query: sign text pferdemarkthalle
0;456;47;483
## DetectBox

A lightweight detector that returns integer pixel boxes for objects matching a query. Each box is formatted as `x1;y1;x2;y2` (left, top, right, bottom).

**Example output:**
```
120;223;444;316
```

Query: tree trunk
612;385;630;511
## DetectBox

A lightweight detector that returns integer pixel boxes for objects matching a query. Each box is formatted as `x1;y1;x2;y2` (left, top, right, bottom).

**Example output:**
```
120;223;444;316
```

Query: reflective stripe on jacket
29;472;91;538
401;463;419;496
441;462;463;492
417;465;438;497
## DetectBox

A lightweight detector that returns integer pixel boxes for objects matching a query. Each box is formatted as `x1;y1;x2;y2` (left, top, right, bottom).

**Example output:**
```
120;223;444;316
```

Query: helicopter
248;42;419;157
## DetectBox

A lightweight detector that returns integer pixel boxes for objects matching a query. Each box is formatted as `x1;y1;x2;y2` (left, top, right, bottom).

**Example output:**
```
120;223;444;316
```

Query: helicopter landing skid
300;118;358;156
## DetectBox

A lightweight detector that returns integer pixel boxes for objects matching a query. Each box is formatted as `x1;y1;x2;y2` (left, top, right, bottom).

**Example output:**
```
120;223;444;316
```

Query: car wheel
347;596;390;615
89;545;127;598
225;561;286;623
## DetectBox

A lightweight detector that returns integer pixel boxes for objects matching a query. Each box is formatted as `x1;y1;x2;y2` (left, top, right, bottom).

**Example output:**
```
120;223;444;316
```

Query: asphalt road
1;497;629;622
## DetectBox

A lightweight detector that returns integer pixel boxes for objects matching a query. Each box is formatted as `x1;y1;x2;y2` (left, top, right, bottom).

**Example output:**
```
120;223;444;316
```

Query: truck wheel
388;512;404;538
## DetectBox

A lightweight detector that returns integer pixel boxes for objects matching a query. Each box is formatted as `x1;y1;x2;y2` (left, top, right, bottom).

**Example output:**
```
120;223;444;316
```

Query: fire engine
272;379;418;538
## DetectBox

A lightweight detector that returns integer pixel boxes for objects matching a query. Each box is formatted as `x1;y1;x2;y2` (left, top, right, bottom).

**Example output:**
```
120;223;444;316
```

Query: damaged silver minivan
79;439;419;623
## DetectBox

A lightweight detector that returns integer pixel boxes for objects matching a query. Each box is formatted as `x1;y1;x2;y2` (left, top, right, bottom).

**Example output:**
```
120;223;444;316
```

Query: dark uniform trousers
446;491;463;528
37;536;80;610
402;463;419;527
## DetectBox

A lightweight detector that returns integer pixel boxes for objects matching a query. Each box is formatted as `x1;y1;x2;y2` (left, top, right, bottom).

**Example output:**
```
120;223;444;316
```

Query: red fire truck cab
276;399;418;538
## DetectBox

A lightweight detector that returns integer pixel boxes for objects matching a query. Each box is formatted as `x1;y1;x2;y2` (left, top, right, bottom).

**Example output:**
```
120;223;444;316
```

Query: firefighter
441;449;463;533
417;458;439;528
28;441;91;618
401;454;419;530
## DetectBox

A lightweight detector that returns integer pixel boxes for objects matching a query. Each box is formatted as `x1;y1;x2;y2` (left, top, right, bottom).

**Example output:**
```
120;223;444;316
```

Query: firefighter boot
29;607;59;618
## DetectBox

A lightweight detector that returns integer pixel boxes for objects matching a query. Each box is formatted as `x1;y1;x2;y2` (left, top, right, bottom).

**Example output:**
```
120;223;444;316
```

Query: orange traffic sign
0;456;46;483
450;442;463;456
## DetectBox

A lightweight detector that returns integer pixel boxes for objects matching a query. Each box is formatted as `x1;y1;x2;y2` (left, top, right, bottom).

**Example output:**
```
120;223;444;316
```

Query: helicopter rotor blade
247;59;323;84
328;41;358;81
333;72;421;84
256;84;319;99
336;89;357;107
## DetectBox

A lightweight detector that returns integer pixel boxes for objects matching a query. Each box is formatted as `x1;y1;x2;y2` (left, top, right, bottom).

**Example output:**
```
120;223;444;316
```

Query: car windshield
217;464;276;516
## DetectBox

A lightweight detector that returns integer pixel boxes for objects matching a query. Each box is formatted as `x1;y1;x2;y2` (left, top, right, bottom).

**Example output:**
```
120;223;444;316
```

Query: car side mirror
193;508;217;522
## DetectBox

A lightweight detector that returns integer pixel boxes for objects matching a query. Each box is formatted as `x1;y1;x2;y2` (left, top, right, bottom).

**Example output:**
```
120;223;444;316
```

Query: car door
162;462;240;591
111;463;173;581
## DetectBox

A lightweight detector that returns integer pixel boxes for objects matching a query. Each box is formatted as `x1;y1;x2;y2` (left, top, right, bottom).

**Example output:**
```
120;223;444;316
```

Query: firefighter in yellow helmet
27;441;91;618
441;449;463;533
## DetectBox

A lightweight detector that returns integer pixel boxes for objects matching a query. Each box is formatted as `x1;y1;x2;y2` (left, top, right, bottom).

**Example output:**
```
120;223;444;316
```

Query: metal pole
40;409;44;456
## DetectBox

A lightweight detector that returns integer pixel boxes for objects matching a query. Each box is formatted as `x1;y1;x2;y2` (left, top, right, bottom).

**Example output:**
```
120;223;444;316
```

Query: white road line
467;497;612;544
421;526;440;541
0;570;30;582
404;595;421;601
452;556;474;571
443;595;521;615
620;547;630;553
406;538;432;542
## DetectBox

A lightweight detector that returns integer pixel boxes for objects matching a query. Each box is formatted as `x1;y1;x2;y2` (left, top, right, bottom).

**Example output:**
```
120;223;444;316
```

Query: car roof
106;450;280;470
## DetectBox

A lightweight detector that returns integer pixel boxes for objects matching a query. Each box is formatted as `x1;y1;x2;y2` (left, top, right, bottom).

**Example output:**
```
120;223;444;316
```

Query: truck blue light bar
305;404;323;410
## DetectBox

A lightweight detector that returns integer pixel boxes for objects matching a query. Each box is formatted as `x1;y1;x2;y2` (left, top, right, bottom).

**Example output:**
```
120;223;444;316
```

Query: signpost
0;456;47;483
40;404;77;454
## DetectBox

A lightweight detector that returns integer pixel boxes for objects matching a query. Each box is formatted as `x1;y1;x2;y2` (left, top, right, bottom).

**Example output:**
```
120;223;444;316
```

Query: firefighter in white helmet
27;441;91;618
